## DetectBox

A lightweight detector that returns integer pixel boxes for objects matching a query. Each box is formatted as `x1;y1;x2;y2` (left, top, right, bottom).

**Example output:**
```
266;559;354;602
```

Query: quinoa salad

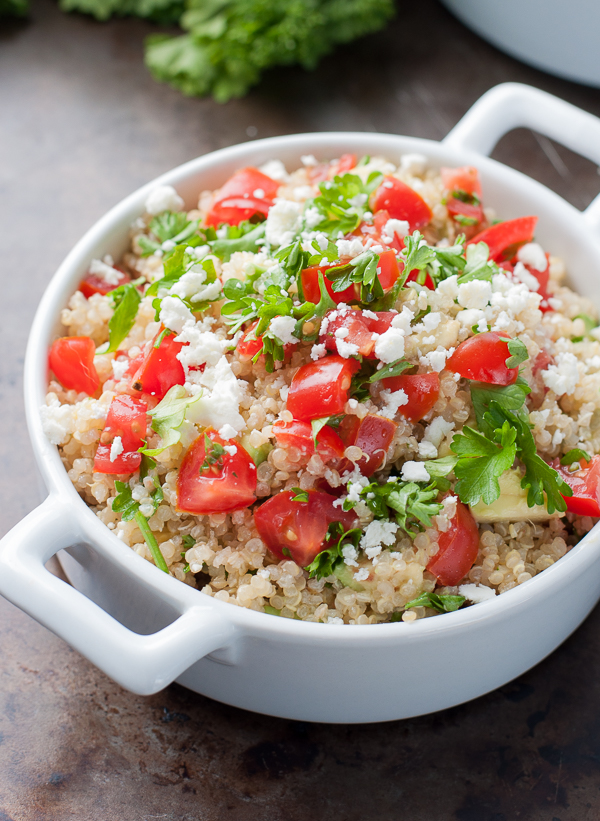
41;152;600;625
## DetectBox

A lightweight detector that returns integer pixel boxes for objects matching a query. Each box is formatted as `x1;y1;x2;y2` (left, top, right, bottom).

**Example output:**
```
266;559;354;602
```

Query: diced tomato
272;419;345;463
532;349;554;375
254;489;358;567
301;264;356;305
331;153;357;177
446;197;485;227
131;328;185;399
362;311;396;335
552;456;600;517
440;166;482;198
49;336;99;396
405;268;435;290
337;414;397;476
93;395;147;475
237;321;264;359
306;154;358;185
287;356;360;421
320;308;377;357
376;249;402;291
354;210;405;254
79;267;130;299
177;429;257;515
381;373;440;422
205;167;279;227
446;332;518;386
427;501;480;586
467;216;538;262
371;176;433;231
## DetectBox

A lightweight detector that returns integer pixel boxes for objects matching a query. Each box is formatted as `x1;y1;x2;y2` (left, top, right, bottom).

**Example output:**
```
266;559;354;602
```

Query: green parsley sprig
305;522;362;580
112;479;168;573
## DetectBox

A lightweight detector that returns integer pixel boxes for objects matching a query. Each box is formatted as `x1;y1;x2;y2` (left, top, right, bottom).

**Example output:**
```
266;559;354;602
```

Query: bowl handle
0;495;235;695
443;82;600;237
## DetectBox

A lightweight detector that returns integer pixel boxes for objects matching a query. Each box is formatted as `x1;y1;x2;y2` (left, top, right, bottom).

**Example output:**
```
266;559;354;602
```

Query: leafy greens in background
3;0;395;103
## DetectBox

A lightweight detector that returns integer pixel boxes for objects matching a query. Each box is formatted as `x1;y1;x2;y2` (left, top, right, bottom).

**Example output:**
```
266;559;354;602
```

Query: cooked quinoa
41;153;600;624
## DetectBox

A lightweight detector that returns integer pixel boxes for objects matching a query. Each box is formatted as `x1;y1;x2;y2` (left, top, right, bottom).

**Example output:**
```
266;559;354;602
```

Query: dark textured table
2;1;600;818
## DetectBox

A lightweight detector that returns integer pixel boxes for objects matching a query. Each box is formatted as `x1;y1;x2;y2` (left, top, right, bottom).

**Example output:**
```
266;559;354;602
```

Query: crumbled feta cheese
327;616;344;625
161;239;176;252
159;296;195;334
175;322;228;374
293;185;314;200
375;328;405;364
342;545;359;567
542;352;580;395
517;242;547;272
310;343;327;360
401;461;430;483
457;279;492;310
190;280;222;303
269;315;297;345
336;237;364;258
390;306;415;334
303;207;324;230
491;274;540;315
336;338;360;358
223;444;238;456
265;198;303;247
422;335;436;345
437;275;459;301
40;397;75;445
422;311;442;332
169;269;207;300
345;475;370;504
420;346;454;373
513;261;540;292
379;388;408;419
145;184;184;216
458;583;496;604
301;154;318;167
360;520;399;559
335;327;349;339
88;258;122;286
186;356;246;435
219;424;237;440
258;159;289;182
382;218;410;244
399;153;427;175
112;358;129;381
253;188;265;199
354;567;370;582
110;436;124;462
423;417;455;448
456;308;487;328
491;311;512;332
418;440;438;459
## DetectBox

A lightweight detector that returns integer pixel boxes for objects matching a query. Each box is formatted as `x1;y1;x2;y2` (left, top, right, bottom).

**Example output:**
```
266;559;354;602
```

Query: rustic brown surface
2;1;600;818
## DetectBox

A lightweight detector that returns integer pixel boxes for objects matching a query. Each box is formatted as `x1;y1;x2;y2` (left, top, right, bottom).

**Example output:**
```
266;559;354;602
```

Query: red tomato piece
552;456;600;517
405;268;435;290
467;216;538;262
254;489;358;567
381;373;440;422
177;429;257;515
376;249;402;291
427;501;480;586
131;328;185;399
371;176;433;231
362;311;396;335
93;395;147;475
205;167;279;227
237;321;264;359
337;414;397;476
49;336;100;396
79;267;130;299
446;332;518;386
320;309;376;357
446;197;485;227
301;264;356;305
532;349;554;375
287;356;360;421
331;153;357;177
440;166;482;198
272;419;345;463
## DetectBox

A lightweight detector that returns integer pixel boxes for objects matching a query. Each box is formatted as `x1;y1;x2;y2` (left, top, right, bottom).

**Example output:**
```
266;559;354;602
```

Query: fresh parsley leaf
450;422;517;506
200;434;227;474
290;487;309;503
112;480;168;573
347;476;442;536
470;379;530;433
312;172;382;239
404;592;465;612
457;242;498;284
182;534;196;550
141;385;201;457
305;523;361;579
401;231;436;276
100;283;141;354
325;248;383;304
263;604;282;616
504;338;529;369
560;448;591;466
369;358;411;383
149;211;191;243
211;221;266;261
310;417;331;448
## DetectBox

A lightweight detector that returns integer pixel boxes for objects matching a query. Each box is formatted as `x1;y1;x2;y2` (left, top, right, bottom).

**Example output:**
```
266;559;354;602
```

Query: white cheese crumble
517;242;547;272
145;184;184;216
513;261;540;292
399;153;427;175
390;306;415;334
360;520;399;559
175;322;228;373
542;351;580;396
422;311;442;332
40;397;76;445
458;583;496;604
112;358;129;381
219;424;238;440
457;279;492;310
88;258;122;285
341;545;359;567
401;461;430;483
303;207;324;230
159;296;195;334
310;343;327;361
109;436;124;462
379;388;408;419
169;269;208;300
336;338;360;358
375;327;405;364
437;275;459;301
265;198;303;247
186;356;246;435
223;444;238;456
382;218;410;244
420;346;454;373
269;315;297;345
301;154;318;167
336;237;364;258
355;568;370;582
258;159;289;182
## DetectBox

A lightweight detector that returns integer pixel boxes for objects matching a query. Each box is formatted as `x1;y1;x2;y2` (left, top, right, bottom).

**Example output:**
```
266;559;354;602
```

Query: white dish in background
1;84;600;723
441;0;600;88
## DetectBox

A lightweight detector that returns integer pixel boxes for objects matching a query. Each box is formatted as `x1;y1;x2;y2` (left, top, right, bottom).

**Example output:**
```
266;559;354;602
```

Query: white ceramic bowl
441;0;600;88
2;84;600;724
